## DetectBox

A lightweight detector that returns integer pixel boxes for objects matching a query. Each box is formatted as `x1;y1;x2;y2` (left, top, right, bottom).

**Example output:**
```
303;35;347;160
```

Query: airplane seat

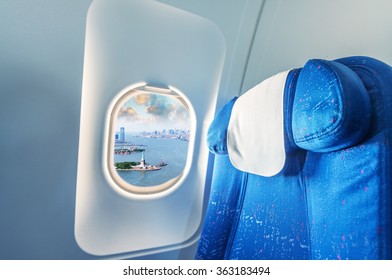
195;56;392;260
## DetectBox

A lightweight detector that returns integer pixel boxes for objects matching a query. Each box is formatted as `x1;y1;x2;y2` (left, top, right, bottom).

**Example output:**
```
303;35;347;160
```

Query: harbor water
114;136;188;187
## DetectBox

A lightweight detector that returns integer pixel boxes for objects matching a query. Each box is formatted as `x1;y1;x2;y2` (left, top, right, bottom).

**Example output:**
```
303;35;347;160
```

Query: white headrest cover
227;70;290;177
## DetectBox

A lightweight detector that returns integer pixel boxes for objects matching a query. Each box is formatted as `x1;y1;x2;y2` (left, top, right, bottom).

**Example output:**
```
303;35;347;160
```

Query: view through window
109;85;192;192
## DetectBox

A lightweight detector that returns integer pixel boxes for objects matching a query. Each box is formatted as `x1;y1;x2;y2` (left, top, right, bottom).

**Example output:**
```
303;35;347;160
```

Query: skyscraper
120;127;125;143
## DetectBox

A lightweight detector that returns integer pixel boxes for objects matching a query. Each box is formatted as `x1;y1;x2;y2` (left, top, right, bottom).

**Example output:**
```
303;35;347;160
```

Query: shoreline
116;166;161;171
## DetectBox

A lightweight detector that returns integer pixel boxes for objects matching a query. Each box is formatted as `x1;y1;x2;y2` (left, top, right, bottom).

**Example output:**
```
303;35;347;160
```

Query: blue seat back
196;56;392;260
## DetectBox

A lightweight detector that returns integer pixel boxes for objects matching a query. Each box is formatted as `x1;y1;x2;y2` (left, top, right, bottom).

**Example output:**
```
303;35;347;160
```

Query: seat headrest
293;59;372;152
207;58;372;177
227;70;290;177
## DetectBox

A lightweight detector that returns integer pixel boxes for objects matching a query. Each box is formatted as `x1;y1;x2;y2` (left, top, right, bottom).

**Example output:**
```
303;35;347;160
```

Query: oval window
107;85;194;194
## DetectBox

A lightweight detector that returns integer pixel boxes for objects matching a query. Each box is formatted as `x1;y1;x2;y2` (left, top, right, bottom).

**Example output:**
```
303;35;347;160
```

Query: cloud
118;106;138;119
145;95;170;116
167;104;189;121
144;95;189;121
134;94;150;105
117;94;190;131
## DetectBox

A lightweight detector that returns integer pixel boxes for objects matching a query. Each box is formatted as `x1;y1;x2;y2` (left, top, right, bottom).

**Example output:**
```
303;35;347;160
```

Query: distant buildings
115;127;126;144
140;128;190;141
120;127;125;143
115;127;191;143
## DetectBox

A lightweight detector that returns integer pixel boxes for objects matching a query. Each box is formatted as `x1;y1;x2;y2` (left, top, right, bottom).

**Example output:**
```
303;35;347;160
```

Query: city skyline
115;126;190;142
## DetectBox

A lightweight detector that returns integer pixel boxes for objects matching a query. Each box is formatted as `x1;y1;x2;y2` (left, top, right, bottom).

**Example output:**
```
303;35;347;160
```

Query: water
114;136;188;187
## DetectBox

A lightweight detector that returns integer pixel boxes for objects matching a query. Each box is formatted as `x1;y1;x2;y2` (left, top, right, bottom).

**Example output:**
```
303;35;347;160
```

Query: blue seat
196;56;392;260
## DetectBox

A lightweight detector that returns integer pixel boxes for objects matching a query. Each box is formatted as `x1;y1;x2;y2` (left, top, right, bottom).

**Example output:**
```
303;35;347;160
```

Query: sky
115;92;190;133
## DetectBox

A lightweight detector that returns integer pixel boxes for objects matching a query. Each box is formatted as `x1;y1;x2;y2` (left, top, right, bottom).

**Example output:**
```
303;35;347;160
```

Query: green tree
114;161;140;169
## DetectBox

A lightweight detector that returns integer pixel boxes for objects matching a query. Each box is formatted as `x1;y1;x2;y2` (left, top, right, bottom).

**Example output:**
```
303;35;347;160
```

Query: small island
114;147;145;155
114;153;166;171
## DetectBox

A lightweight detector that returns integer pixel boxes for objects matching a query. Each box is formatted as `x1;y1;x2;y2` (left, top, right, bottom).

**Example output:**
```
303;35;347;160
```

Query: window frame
106;84;196;195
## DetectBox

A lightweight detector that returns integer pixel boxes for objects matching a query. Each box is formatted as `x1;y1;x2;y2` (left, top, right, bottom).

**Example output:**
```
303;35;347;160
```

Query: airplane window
107;85;193;194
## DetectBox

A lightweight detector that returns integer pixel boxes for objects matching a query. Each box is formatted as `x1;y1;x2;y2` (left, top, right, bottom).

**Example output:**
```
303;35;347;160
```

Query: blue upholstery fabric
293;59;372;152
207;97;238;155
195;56;392;260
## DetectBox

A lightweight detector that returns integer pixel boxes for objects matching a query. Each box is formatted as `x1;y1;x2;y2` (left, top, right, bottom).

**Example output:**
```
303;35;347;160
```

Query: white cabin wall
242;0;392;93
158;0;265;109
0;0;93;259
